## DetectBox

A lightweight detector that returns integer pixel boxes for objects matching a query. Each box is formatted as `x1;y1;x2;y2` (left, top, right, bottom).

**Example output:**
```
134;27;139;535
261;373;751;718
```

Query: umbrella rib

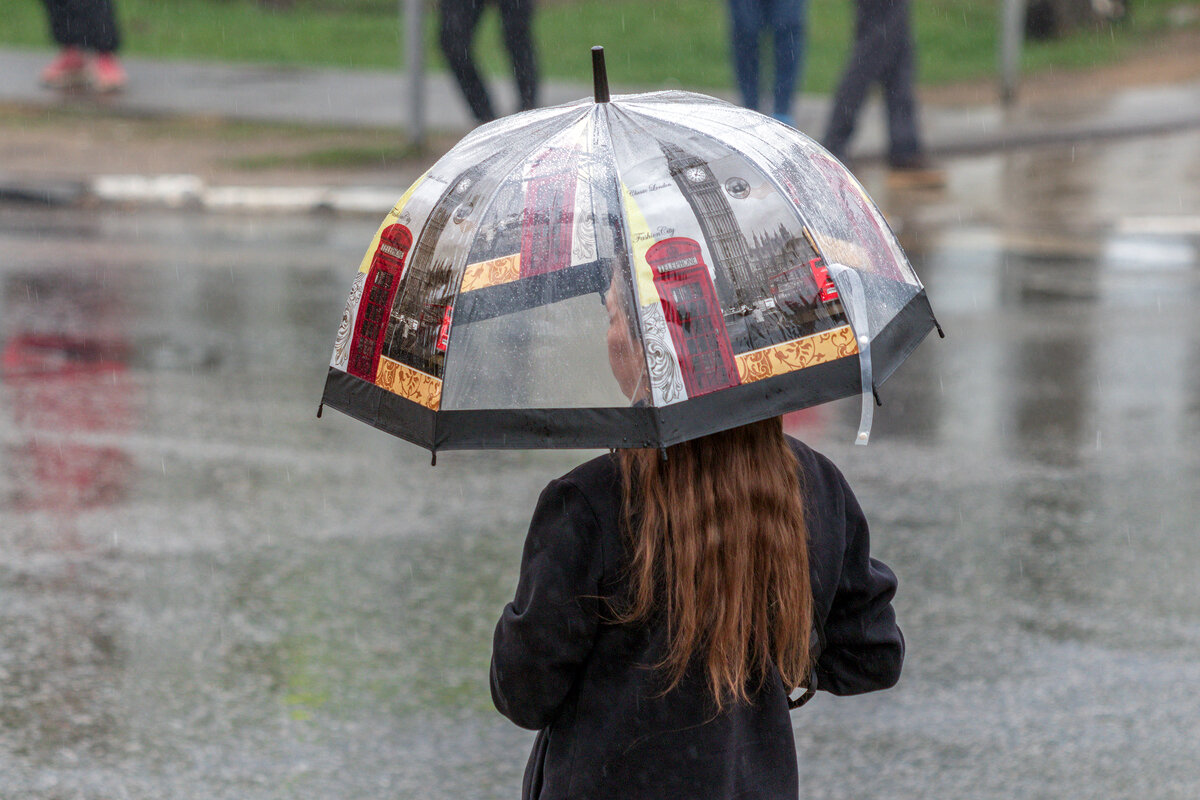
597;103;667;450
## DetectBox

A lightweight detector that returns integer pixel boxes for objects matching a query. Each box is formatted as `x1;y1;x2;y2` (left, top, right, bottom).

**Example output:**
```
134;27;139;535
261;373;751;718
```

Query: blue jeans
728;0;807;118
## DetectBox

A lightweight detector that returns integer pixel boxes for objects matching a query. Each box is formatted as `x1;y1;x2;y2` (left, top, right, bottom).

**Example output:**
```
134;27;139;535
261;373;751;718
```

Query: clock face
684;166;708;184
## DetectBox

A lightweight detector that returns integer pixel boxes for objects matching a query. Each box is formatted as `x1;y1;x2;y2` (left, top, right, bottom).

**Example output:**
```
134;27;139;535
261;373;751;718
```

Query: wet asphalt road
2;131;1200;799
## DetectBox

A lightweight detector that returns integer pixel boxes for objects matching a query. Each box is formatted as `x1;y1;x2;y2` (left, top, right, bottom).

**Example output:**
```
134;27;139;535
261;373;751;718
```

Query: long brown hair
616;417;812;710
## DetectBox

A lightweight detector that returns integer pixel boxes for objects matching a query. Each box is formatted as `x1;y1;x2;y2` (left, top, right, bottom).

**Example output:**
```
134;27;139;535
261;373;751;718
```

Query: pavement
2;46;1200;214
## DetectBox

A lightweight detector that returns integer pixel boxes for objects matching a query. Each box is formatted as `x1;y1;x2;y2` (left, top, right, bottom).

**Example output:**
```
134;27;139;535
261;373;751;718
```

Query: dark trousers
439;0;538;124
728;0;806;117
822;0;920;162
42;0;121;53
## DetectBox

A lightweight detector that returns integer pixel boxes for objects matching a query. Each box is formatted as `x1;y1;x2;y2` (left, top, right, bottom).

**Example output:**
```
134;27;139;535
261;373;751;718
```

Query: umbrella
319;48;940;456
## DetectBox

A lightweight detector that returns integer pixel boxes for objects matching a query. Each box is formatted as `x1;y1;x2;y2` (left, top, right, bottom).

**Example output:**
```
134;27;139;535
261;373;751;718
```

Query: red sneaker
89;53;127;93
40;47;88;89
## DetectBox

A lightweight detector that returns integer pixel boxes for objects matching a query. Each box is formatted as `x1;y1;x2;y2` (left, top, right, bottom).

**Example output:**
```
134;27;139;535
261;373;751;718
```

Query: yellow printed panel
376;356;443;411
619;183;662;307
735;325;859;384
460;253;521;292
357;170;429;274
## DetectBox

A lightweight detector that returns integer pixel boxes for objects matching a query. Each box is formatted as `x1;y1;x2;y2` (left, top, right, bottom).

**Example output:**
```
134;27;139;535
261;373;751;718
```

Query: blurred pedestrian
728;0;807;127
489;279;904;799
439;0;539;125
39;0;127;92
822;0;943;185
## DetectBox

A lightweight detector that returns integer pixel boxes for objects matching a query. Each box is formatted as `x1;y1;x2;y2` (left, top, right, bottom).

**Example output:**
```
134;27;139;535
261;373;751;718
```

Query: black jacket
490;437;903;800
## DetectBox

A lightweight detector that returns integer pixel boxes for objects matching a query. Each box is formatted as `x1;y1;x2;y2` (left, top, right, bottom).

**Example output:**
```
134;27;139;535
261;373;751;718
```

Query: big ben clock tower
658;141;756;309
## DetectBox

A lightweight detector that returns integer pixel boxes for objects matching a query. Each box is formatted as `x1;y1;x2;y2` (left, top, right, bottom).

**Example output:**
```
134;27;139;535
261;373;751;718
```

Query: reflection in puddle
0;273;138;763
2;275;138;516
4;333;136;511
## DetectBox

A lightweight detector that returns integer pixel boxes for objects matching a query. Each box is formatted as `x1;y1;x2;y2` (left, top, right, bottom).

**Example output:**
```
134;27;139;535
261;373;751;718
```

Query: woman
490;277;903;799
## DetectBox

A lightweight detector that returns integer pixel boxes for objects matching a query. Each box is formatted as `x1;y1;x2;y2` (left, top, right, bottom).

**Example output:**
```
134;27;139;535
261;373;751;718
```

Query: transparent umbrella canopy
320;49;940;455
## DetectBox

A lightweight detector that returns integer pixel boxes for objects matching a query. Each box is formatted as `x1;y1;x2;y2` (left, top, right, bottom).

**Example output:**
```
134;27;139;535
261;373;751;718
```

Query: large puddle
2;130;1200;798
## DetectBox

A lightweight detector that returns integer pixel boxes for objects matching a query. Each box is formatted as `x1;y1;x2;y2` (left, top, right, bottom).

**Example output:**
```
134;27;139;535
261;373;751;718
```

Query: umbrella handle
826;264;874;446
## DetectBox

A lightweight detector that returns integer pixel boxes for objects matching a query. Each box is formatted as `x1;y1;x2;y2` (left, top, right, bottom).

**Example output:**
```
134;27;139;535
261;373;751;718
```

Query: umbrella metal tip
591;46;610;104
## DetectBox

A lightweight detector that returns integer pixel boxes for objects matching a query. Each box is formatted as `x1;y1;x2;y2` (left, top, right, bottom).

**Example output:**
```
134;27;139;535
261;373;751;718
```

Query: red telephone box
645;237;739;397
348;223;412;380
520;147;578;278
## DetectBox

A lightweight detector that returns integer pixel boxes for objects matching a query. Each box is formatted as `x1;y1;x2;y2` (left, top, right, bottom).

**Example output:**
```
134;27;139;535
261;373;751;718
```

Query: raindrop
1095;430;1102;451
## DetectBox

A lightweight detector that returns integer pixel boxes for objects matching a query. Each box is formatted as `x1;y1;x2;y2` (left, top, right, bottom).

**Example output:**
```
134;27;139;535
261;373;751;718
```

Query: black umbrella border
320;288;935;454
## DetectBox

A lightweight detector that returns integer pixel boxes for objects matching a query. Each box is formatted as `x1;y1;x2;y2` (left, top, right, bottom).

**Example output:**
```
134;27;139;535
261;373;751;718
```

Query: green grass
3;0;1196;93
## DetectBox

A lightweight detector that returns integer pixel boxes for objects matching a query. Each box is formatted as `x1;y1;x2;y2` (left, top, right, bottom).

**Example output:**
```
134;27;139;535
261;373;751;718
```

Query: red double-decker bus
768;257;839;308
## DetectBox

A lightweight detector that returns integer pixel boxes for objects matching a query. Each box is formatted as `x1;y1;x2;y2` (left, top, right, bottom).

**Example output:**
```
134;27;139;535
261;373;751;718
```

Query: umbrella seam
600;103;666;450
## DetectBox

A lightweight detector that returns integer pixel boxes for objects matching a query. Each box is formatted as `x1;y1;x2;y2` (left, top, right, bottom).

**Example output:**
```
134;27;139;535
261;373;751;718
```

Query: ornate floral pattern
640;306;686;404
459;253;521;293
375;356;443;410
735;325;859;384
572;209;597;264
332;271;366;370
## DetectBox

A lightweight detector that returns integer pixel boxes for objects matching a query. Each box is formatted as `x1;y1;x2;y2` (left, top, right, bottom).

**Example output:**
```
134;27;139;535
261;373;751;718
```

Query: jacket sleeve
490;478;604;730
814;472;904;696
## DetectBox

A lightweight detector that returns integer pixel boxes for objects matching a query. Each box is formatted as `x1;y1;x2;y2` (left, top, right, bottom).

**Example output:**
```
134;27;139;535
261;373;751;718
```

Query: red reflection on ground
2;333;136;511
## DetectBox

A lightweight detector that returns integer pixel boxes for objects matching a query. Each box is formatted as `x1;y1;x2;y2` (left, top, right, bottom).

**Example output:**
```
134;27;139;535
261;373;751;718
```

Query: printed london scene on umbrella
322;82;936;452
